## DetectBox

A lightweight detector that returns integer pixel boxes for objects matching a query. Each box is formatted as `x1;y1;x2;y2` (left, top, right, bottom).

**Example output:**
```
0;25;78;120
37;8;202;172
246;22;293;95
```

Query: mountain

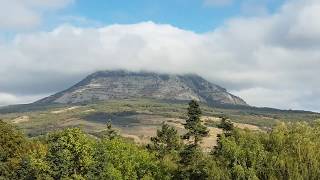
35;70;248;106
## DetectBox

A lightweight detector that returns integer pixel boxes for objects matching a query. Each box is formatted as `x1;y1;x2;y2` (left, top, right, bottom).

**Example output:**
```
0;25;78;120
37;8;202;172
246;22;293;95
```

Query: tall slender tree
183;100;208;146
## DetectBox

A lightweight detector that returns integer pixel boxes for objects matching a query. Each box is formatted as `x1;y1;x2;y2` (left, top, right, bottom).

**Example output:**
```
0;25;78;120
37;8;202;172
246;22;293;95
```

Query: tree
214;129;267;180
46;128;94;179
18;140;52;180
217;116;234;133
183;100;208;146
0;120;28;179
176;145;229;180
148;122;182;159
176;101;210;179
147;123;182;179
265;122;320;179
90;138;161;180
99;121;119;140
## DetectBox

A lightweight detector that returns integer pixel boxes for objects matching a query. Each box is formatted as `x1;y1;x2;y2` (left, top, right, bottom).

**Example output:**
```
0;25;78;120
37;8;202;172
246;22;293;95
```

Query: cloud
0;92;47;106
0;93;18;106
0;0;320;112
231;88;305;110
241;2;269;16
0;0;74;30
204;0;233;7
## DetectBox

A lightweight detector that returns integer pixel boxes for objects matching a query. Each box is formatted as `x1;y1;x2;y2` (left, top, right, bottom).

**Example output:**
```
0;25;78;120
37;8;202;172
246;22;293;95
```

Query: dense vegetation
1;101;320;179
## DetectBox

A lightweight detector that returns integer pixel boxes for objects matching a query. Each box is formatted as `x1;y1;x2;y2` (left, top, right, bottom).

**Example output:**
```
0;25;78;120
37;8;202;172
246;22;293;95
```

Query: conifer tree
183;100;208;146
148;122;181;159
100;121;118;140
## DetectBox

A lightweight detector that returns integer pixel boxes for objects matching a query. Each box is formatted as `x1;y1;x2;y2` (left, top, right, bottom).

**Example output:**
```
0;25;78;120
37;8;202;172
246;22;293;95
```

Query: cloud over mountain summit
0;0;319;111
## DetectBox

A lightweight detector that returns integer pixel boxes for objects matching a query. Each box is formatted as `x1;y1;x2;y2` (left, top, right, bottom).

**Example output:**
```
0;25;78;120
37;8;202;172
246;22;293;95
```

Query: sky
0;0;319;112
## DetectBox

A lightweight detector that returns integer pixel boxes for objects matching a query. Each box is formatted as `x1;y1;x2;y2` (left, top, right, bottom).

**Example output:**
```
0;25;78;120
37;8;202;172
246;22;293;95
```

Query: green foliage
214;129;267;179
97;121;119;140
147;123;182;179
176;145;204;179
90;138;160;180
265;122;320;179
217;116;234;132
1;121;168;180
214;122;320;180
3;112;320;180
18;140;52;180
0;120;28;179
46;128;94;179
177;145;229;180
148;123;182;159
184;100;208;146
176;101;214;179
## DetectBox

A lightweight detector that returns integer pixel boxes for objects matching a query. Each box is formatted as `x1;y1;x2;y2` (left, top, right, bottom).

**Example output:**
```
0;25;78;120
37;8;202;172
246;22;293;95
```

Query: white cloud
232;88;304;110
0;0;320;112
0;92;47;106
0;92;18;106
0;0;74;30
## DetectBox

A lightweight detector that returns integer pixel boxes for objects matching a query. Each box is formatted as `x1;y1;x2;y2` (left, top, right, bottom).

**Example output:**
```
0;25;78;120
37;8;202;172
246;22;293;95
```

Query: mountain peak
36;70;248;106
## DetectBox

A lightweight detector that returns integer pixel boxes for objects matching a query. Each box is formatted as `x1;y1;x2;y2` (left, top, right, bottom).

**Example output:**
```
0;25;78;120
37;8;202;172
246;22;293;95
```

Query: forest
1;100;320;180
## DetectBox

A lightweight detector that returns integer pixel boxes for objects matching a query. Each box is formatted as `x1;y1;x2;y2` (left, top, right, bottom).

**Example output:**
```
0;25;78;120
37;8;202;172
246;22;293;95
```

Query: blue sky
59;0;285;32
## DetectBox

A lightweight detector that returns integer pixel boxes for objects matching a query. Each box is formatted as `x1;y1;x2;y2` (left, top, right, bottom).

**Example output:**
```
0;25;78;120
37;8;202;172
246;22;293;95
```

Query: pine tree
148;122;181;159
183;100;208;146
100;121;118;140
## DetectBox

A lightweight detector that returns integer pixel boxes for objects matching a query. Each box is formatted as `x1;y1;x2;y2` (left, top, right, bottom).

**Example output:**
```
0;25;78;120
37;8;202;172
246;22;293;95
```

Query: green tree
46;128;94;179
148;122;182;159
176;144;203;179
90;138;161;180
176;146;229;180
213;121;320;180
0;120;28;179
214;129;267;180
265;122;320;179
177;100;210;179
99;121;119;140
18;140;52;180
147;123;182;179
217;116;234;133
183;100;208;146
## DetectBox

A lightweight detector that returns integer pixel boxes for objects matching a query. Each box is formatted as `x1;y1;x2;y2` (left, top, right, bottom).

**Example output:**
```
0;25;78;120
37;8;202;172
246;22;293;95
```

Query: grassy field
1;98;319;146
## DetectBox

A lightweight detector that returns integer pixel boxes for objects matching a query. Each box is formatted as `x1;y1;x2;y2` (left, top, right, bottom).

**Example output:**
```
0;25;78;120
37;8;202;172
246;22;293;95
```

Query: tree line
1;100;320;179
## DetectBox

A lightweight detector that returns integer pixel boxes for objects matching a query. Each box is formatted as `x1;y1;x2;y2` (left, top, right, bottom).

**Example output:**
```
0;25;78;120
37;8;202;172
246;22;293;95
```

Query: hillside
1;71;319;149
35;70;247;106
1;99;319;143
